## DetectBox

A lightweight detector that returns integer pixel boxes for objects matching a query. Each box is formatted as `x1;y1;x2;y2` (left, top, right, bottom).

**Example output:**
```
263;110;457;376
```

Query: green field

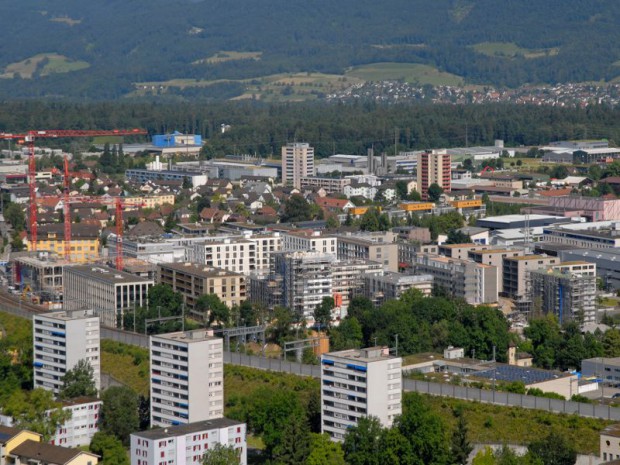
471;42;560;59
193;51;262;65
345;62;464;86
0;53;90;79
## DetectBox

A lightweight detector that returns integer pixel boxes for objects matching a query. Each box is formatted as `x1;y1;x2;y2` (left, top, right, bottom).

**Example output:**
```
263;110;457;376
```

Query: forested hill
1;0;620;99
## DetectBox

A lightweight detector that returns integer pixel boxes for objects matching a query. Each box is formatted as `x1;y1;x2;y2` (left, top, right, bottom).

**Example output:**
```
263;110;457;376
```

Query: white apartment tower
321;347;402;442
282;142;315;188
33;309;101;395
150;330;224;428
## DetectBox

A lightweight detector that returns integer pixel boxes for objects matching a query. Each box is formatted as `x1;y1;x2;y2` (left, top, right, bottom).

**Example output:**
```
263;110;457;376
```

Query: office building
282;143;315;189
158;262;247;313
321;347;402;442
33;309;100;395
503;255;560;299
541;221;620;249
558;248;620;290
416;149;451;200
529;262;597;324
274;251;337;320
364;272;433;306
131;418;247;465
150;330;223;428
64;266;153;328
412;253;498;304
125;169;207;188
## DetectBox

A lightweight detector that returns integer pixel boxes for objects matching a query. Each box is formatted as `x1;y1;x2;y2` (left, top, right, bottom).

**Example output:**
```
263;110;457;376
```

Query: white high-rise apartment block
33;309;101;395
51;398;102;448
150;330;224;428
321;347;402;442
282;142;315;188
131;418;247;465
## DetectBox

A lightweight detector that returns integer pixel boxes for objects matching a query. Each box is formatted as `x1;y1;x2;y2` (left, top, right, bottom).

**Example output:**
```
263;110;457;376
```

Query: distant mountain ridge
1;0;620;100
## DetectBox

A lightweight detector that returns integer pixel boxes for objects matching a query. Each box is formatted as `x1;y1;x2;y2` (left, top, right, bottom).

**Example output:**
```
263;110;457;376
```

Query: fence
224;351;321;378
404;379;620;421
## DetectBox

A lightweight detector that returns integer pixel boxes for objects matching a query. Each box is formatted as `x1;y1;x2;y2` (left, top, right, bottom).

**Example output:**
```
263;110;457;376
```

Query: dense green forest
1;0;620;98
1;101;620;157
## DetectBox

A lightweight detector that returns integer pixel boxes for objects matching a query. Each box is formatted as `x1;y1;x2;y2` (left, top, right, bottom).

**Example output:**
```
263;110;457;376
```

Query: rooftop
152;329;219;344
325;346;400;363
36;309;98;321
67;266;154;285
133;418;244;440
160;262;244;278
474;364;570;384
11;440;96;465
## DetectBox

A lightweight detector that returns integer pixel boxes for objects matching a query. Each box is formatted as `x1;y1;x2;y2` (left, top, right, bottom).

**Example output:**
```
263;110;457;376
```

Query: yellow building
10;439;98;465
0;426;42;464
399;202;434;212
26;224;100;263
451;199;482;209
349;206;383;217
123;194;175;209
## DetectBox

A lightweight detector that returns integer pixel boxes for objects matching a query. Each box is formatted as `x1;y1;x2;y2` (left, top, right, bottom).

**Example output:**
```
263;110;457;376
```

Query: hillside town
4;131;620;464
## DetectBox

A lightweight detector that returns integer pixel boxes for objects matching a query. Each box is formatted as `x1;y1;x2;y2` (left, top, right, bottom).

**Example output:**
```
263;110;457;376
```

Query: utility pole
395;334;399;357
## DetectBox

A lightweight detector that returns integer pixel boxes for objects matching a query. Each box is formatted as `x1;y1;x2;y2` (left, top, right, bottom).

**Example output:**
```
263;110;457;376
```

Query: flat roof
152;329;220;344
325;347;400;363
67;266;154;285
134;418;243;440
474;365;569;384
36;309;98;321
159;262;244;278
481;214;565;223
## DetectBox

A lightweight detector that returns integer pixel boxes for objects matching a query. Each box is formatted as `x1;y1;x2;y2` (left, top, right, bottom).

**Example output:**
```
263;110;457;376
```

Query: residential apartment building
321;347;402;442
337;234;399;272
125;169;207;188
7;439;98;465
26;224;100;263
158;262;246;312
64;266;153;328
416;149;451;200
51;398;102;448
300;176;350;194
247;272;284;311
274;251;337;320
503;255;560;299
150;330;223;428
33;309;100;395
529;262;597;324
600;424;620;463
281;230;337;254
438;243;490;260
412;253;498;304
122;194;176;209
364;272;434;306
282;142;315;189
333;260;383;315
131;418;247;465
468;248;525;293
186;234;282;274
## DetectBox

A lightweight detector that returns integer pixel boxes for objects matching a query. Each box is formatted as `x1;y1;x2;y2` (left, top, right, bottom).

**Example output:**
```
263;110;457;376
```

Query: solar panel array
475;365;559;384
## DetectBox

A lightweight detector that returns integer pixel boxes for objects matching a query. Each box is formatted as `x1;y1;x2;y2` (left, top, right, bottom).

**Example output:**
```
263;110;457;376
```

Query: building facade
502;255;560;299
150;330;224;428
416;149;451;200
282;143;315;189
51;398;102;448
321;347;402;442
529;262;597;324
158;262;246;312
274;251;337;320
412;253;498;304
131;419;246;465
337;235;399;272
63;266;153;328
33;309;100;395
363;272;434;307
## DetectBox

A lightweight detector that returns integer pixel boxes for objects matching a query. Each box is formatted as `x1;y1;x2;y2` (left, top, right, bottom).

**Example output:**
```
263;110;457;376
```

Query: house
10;440;98;465
314;197;355;213
199;207;230;223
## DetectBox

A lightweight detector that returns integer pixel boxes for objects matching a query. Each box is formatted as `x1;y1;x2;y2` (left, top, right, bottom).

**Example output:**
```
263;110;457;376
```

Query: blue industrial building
152;131;202;148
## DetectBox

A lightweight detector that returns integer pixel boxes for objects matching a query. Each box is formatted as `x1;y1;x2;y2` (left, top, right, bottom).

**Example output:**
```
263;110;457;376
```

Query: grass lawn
346;62;463;86
0;53;89;79
193;51;262;65
471;42;559;59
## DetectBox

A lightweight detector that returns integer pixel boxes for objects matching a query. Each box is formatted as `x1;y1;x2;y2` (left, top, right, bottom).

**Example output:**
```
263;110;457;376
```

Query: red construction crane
39;194;144;270
0;129;147;252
